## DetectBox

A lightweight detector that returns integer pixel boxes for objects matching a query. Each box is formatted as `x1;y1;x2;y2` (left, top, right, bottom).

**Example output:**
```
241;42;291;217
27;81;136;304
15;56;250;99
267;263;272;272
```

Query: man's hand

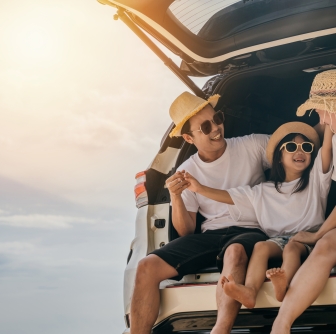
184;172;202;193
165;170;189;197
289;231;318;246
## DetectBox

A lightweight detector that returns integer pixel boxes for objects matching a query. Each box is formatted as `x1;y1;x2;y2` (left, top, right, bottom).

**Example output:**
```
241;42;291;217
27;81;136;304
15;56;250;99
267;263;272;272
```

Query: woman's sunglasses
280;141;314;154
188;111;225;135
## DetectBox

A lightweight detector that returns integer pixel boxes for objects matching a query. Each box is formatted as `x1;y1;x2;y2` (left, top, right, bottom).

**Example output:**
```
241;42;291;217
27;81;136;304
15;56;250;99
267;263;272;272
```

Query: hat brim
266;122;320;165
297;98;336;116
169;94;221;137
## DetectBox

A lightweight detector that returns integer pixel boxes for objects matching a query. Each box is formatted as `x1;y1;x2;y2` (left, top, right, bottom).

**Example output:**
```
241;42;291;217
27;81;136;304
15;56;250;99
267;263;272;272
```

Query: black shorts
150;226;267;278
326;180;336;218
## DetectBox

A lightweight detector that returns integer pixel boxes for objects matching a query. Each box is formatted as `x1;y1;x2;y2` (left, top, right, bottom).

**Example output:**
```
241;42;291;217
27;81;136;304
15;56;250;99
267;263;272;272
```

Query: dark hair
181;119;192;136
268;133;316;194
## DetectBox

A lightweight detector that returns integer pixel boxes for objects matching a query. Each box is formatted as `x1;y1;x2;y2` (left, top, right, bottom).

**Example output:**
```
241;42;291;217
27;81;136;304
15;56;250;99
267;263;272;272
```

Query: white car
98;1;336;333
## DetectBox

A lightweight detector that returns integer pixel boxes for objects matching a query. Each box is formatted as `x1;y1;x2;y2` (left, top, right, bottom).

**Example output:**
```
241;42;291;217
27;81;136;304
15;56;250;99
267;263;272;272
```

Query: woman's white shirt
228;149;333;237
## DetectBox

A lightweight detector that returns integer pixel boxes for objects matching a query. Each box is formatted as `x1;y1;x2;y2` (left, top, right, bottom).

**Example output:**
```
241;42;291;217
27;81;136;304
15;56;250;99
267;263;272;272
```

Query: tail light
134;171;148;208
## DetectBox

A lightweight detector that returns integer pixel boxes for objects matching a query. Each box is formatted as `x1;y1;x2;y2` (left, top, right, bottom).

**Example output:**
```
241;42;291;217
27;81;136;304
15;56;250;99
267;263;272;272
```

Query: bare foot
220;275;229;287
266;268;288;302
223;274;257;309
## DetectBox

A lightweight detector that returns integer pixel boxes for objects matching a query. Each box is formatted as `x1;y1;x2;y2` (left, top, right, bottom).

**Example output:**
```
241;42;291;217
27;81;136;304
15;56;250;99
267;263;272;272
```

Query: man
130;92;270;334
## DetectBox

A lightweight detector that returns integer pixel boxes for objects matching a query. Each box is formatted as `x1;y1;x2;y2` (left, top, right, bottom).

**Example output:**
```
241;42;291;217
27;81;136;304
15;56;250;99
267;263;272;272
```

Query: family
130;70;336;334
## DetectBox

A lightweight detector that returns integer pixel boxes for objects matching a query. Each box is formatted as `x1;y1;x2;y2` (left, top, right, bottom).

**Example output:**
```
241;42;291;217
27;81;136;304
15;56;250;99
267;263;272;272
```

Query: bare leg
266;241;307;302
224;241;282;308
130;254;178;334
210;244;248;334
271;229;336;334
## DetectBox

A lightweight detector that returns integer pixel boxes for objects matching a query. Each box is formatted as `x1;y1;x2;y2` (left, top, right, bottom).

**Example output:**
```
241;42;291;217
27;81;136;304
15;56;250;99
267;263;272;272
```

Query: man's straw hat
297;69;336;116
266;122;320;164
169;92;221;137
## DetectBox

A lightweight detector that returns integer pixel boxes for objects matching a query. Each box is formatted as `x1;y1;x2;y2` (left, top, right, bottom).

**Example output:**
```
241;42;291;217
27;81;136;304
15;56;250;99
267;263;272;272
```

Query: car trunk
161;38;336;273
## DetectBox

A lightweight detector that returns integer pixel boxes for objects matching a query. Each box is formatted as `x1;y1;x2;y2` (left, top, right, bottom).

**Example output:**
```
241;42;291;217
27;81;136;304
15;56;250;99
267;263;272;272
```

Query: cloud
0;214;97;229
62;111;139;150
0;242;36;255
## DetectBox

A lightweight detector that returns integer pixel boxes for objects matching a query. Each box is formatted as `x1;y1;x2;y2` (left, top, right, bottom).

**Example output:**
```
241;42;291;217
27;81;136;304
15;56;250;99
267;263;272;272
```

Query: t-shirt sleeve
227;185;258;222
312;148;333;197
250;134;271;170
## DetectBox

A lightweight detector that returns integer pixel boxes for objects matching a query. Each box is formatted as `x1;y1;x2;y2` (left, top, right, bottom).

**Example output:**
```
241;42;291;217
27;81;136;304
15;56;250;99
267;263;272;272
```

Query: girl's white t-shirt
178;134;270;232
227;149;333;237
332;134;336;181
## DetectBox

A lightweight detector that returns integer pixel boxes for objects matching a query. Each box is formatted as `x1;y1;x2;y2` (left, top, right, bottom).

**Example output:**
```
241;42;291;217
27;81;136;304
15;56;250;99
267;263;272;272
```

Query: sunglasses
188;111;225;135
280;141;314;154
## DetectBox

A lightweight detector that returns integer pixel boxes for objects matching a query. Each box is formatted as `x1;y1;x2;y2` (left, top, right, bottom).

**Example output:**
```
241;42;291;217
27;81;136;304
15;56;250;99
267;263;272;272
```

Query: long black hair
268;133;316;194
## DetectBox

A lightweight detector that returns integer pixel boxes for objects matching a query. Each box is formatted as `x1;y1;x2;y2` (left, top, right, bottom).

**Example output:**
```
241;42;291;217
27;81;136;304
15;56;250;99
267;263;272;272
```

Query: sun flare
18;27;53;59
5;9;62;70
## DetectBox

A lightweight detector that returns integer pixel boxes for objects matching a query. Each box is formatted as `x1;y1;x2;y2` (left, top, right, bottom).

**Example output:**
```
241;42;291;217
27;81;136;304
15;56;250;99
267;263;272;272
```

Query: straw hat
266;122;320;164
169;92;221;137
297;69;336;116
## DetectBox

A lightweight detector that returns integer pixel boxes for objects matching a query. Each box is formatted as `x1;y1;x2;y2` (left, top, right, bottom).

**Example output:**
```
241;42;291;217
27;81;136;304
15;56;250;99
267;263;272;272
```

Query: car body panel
100;0;336;68
151;147;180;174
123;203;171;315
156;275;336;325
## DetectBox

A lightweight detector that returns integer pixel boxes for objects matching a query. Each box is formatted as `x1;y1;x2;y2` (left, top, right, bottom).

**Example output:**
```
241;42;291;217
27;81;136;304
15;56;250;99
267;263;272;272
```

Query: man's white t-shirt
227;149;333;237
332;134;336;181
177;134;270;232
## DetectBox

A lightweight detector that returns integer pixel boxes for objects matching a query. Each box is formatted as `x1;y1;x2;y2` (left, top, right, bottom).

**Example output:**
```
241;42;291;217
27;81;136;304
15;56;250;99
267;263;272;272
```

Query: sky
0;1;209;333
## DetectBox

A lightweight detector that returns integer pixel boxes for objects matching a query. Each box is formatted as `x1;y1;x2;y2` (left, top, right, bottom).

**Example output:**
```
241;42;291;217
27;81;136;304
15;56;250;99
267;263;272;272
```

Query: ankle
210;324;232;334
271;317;291;334
245;285;258;297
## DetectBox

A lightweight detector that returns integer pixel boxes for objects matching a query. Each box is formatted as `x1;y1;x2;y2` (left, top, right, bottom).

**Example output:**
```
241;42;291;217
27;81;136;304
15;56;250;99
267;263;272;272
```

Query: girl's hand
184;172;202;193
289;231;318;246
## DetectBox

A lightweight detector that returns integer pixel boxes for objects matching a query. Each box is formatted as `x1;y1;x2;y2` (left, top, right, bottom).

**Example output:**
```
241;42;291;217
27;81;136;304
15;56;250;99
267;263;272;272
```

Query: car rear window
169;0;336;40
169;0;240;35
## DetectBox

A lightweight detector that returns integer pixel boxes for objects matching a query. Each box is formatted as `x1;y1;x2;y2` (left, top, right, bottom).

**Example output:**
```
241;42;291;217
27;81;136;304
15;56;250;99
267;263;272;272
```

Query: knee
224;243;248;267
283;241;302;254
253;241;272;257
314;236;336;257
135;256;157;282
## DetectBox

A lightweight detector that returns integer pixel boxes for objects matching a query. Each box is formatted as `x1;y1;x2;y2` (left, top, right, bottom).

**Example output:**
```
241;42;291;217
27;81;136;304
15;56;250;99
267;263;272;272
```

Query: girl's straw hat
169;92;221;137
297;69;336;116
266;122;320;164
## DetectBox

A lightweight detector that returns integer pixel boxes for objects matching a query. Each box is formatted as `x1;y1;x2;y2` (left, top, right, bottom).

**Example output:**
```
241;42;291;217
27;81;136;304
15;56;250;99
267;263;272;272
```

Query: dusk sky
0;1;209;333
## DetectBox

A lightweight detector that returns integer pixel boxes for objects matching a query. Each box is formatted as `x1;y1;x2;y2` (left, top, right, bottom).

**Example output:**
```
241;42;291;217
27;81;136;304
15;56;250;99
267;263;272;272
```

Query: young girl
269;69;336;334
184;121;333;309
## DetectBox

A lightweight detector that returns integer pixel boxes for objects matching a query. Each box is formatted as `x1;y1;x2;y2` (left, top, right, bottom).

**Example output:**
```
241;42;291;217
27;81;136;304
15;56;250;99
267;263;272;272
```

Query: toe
227;274;235;282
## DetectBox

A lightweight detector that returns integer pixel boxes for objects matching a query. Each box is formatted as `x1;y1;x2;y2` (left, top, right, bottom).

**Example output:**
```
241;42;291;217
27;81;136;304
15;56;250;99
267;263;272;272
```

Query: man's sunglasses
280;141;314;154
188;111;225;135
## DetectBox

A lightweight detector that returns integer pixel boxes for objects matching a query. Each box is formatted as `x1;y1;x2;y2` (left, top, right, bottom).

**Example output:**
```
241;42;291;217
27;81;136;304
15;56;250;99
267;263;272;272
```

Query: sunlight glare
20;27;51;57
7;13;61;70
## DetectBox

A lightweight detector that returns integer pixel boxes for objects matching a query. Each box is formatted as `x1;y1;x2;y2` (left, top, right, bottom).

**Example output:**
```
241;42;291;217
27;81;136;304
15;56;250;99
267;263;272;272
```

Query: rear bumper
153;276;336;332
153;307;336;333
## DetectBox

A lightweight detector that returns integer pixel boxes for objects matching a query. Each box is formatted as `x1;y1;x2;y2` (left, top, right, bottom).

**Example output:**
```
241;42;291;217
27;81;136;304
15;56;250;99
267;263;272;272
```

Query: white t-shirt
177;134;270;232
227;149;333;237
332;134;336;181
